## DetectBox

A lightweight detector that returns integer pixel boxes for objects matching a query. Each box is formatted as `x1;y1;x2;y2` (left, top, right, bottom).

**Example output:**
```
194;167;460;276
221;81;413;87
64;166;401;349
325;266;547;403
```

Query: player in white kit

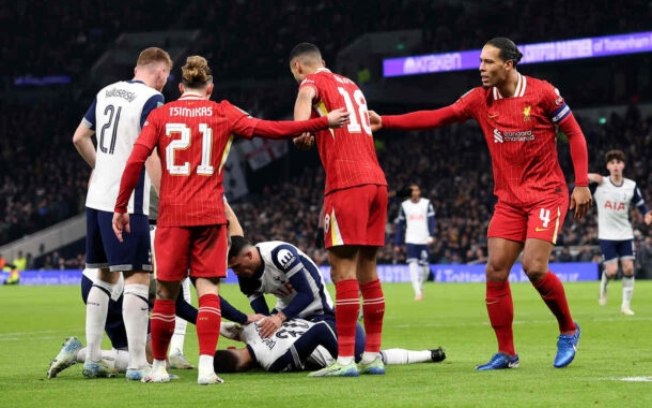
394;183;436;300
589;150;652;315
228;236;334;338
213;318;445;373
72;47;172;379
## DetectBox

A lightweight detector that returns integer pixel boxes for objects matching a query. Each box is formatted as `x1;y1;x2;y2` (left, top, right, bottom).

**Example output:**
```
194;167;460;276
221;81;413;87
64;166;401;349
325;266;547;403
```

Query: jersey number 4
165;123;216;176
337;87;372;135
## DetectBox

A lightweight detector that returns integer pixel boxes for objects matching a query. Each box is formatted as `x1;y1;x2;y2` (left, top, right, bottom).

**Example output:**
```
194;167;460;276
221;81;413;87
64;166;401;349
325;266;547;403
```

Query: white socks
77;348;129;373
360;351;380;364
198;354;215;378
381;349;431;364
408;261;422;297
123;283;150;370
622;275;635;308
85;281;113;363
169;278;191;356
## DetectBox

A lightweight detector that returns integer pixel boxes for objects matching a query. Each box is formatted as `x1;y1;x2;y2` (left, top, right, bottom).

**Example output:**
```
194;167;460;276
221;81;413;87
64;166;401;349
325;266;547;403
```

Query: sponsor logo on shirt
276;249;296;268
493;128;535;143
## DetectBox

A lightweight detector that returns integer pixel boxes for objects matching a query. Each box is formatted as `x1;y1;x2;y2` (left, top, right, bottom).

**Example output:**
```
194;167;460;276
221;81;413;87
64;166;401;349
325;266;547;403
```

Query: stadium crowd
3;0;652;272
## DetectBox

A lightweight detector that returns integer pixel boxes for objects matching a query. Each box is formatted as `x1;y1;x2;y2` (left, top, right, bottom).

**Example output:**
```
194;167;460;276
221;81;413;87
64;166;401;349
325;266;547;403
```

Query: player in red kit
370;38;592;370
112;56;349;385
289;43;388;377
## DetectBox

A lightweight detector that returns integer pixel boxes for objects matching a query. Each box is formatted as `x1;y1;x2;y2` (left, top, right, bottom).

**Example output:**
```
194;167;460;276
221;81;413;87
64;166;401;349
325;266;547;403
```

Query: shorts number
165;123;215;176
337;87;372;135
539;208;551;228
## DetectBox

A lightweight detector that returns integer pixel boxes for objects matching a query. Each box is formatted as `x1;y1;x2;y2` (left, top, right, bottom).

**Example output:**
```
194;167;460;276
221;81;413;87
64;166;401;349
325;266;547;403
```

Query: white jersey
82;80;163;214
238;241;333;319
593;177;645;240
397;198;435;244
242;319;332;371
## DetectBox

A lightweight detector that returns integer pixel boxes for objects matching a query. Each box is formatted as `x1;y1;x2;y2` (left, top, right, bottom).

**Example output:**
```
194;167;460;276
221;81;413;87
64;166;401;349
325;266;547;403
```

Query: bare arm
294;86;316;121
72;122;96;168
588;173;603;184
145;149;162;194
225;200;244;237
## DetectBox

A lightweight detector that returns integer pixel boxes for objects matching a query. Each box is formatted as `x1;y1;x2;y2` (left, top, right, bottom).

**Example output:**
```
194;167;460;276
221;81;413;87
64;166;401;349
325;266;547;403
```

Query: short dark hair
213;350;240;373
485;37;523;65
605;149;625;163
289;43;321;62
228;235;252;260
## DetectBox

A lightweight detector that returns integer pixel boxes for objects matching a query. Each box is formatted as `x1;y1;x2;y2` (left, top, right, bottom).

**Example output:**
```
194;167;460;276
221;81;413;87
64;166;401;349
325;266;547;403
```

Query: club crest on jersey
522;105;531;122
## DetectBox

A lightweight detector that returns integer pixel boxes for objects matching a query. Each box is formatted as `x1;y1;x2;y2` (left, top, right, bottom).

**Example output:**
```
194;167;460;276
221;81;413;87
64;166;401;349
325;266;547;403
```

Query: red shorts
487;195;568;244
323;184;387;248
154;224;227;282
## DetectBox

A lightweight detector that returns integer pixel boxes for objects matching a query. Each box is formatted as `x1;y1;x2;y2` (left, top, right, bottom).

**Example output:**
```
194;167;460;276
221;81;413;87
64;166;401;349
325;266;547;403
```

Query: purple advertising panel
3;263;597;286
384;31;652;77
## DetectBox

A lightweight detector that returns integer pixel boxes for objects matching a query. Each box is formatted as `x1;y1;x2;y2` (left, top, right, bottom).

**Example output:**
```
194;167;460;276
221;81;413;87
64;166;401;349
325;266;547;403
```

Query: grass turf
1;280;651;407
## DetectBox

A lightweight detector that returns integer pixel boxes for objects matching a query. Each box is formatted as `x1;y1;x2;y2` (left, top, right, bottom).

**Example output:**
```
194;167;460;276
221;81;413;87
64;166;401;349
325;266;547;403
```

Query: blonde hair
136;47;173;69
181;56;213;88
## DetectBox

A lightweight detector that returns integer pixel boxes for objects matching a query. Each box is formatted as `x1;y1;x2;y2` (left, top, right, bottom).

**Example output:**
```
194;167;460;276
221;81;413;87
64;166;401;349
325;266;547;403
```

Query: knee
622;261;635;277
485;261;509;282
604;262;618;278
521;256;547;280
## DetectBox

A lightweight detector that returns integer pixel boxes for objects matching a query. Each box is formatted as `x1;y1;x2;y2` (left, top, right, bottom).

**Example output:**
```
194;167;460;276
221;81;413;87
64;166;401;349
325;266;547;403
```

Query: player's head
179;55;214;98
409;183;421;201
604;149;625;175
227;236;260;277
289;43;325;83
479;37;522;88
213;348;255;373
134;47;172;92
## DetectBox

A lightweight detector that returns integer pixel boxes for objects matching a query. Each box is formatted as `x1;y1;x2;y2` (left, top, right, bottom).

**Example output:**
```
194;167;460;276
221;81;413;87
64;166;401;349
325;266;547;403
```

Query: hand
368;110;383;132
219;322;243;341
257;314;283;338
246;313;266;324
326;107;350;128
569;186;592;219
112;212;131;243
645;211;652;226
393;244;401;253
426;236;435;245
293;132;314;150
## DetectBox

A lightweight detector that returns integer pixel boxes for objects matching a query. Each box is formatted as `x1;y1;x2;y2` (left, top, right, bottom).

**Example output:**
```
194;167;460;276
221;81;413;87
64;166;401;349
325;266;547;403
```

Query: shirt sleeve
632;184;649;215
299;77;320;101
382;88;477;131
270;244;315;320
114;112;159;213
541;82;572;124
224;101;329;139
140;93;164;128
82;98;97;130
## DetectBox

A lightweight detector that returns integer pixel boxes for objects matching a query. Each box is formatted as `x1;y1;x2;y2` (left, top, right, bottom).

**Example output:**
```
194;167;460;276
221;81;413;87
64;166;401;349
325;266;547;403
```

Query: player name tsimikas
170;106;214;117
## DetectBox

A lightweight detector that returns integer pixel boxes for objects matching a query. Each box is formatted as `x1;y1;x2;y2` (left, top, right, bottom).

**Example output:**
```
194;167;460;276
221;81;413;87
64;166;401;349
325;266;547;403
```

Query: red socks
334;279;360;358
485;281;515;356
360;279;385;353
533;272;575;333
197;294;221;356
150;299;176;361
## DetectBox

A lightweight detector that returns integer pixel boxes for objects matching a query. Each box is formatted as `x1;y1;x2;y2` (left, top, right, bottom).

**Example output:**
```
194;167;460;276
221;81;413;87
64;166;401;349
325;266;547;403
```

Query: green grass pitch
1;281;651;407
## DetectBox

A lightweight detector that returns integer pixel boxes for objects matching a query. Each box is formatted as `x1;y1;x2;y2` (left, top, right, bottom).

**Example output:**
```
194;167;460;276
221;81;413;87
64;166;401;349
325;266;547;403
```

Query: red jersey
300;68;386;195
116;96;332;226
383;74;589;206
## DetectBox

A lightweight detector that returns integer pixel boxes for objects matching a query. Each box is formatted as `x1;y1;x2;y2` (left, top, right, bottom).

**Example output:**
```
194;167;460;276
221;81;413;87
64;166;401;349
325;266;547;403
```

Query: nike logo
535;227;548;232
488;113;499;118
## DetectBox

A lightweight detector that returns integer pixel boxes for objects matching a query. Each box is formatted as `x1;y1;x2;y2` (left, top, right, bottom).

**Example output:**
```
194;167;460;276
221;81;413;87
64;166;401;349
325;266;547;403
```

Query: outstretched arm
588;173;603;184
369;105;463;132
